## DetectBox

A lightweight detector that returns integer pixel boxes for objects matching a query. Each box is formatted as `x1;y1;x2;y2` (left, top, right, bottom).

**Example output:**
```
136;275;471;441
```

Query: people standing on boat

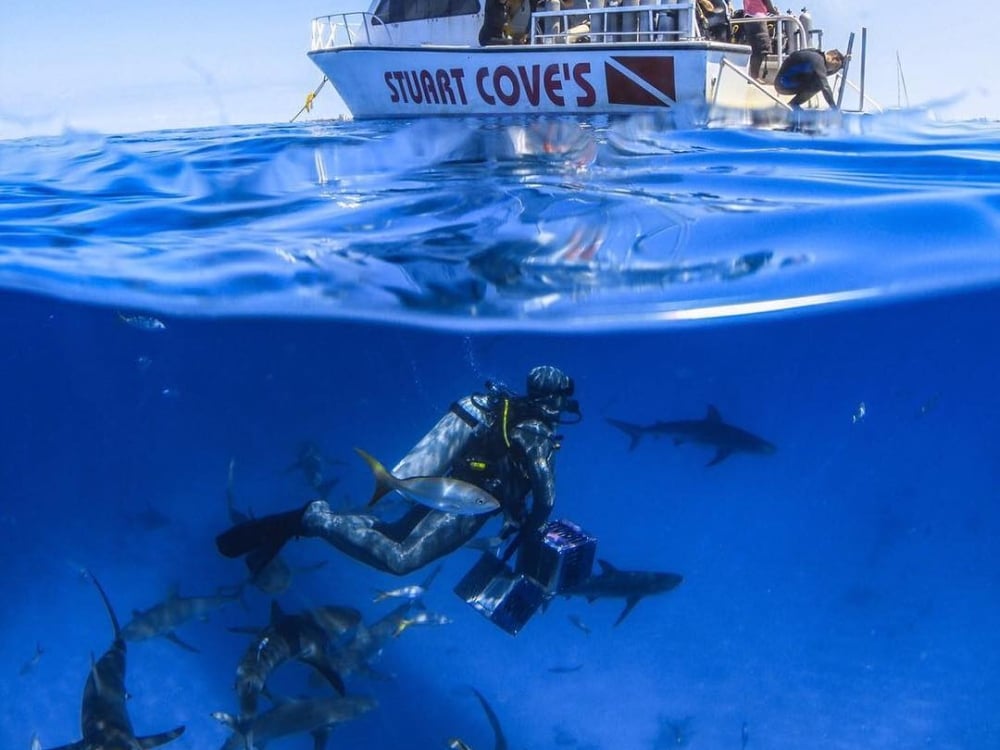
697;0;731;42
774;48;845;108
480;0;514;45
741;0;777;80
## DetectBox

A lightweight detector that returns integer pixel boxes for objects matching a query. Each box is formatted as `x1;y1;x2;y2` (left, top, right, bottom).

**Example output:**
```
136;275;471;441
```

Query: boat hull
308;44;750;119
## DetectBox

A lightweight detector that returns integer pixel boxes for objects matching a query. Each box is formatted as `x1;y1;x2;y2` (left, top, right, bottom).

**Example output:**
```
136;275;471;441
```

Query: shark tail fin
605;418;644;451
354;448;395;508
136;726;185;749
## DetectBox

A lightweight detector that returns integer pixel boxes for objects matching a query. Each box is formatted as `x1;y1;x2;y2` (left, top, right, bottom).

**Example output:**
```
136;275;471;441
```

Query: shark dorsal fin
705;405;722;423
166;583;180;601
597;559;617;574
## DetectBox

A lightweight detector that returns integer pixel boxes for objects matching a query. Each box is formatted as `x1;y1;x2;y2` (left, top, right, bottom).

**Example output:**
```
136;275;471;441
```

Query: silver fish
117;311;166;331
356;448;499;515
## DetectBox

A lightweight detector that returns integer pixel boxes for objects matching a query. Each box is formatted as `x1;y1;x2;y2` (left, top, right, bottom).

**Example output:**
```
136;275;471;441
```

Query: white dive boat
308;1;875;119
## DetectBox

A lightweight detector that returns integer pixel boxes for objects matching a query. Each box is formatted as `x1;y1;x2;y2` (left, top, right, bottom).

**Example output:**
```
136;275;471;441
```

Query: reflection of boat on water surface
307;0;878;121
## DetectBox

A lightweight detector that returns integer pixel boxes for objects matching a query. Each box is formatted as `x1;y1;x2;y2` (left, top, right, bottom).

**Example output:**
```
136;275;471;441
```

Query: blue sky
0;0;994;139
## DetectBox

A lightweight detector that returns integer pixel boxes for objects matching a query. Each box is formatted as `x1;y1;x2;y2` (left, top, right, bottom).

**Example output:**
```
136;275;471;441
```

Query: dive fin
613;596;642;627
136;725;185;748
605;418;644;451
215;506;306;570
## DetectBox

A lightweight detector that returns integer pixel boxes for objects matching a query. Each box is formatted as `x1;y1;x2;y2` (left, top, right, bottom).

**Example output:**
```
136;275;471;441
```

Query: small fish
19;642;43;676
567;613;591;635
356;448;500;516
30;733;41;750
741;721;749;749
852;401;867;424
547;664;583;674
393;610;452;638
373;563;442;603
448;740;473;750
117;311;166;331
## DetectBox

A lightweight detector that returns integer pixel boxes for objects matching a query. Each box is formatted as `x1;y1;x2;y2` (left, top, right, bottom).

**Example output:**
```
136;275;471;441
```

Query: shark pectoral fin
136;725;185;748
614;596;642;627
35;741;85;750
706;448;731;467
164;631;201;653
311;727;332;750
311;659;347;696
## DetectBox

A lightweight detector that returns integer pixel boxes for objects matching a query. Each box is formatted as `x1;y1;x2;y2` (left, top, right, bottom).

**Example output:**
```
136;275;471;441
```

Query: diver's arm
511;420;557;532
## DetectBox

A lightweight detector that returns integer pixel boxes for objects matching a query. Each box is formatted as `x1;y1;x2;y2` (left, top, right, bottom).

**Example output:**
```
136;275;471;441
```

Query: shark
285;441;343;500
38;571;185;750
212;694;377;750
606;405;776;466
562;559;683;626
325;600;422;682
121;583;245;653
231;601;360;741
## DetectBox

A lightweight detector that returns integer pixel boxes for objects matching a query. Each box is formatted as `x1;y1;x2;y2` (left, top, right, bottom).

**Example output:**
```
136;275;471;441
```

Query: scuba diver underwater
215;366;594;632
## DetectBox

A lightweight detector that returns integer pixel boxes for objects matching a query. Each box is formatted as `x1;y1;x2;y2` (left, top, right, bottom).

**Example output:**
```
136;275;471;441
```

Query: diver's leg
302;500;490;576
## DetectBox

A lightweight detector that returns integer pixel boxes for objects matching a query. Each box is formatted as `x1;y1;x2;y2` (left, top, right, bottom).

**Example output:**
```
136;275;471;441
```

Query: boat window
372;0;481;24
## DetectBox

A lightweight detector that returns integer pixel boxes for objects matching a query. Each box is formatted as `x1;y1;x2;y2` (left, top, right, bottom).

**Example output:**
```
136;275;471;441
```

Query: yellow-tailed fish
355;448;499;516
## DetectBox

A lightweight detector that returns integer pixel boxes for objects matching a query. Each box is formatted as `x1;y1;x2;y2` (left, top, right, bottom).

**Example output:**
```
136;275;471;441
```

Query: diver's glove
215;503;309;573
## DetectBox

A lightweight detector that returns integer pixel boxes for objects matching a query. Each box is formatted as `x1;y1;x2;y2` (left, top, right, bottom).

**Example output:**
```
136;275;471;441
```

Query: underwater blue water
2;113;999;750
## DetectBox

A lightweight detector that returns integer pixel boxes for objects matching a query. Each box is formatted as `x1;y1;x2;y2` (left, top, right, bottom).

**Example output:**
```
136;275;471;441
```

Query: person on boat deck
480;0;514;45
697;0;731;42
775;48;845;109
215;366;581;576
741;0;777;80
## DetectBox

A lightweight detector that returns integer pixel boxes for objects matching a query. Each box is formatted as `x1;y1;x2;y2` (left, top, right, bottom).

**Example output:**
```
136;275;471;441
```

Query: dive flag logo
605;56;676;106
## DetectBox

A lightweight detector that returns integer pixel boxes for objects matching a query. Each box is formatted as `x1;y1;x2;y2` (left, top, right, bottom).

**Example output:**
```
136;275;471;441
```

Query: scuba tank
392;394;492;478
798;7;812;35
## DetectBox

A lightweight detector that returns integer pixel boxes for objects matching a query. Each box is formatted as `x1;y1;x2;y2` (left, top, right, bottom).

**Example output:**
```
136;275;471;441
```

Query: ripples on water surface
3;111;999;328
3;113;1000;750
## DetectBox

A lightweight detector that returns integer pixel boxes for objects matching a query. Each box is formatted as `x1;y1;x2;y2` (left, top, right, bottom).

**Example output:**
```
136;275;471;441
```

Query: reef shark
38;572;185;750
230;600;360;743
121;583;245;653
212;694;377;750
562;559;683;626
606;405;776;466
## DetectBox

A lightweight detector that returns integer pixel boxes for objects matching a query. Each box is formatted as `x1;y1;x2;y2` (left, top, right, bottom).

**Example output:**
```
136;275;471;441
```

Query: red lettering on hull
383;62;595;109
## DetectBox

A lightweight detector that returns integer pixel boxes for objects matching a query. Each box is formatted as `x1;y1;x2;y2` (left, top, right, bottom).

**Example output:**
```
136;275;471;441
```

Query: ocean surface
2;112;999;750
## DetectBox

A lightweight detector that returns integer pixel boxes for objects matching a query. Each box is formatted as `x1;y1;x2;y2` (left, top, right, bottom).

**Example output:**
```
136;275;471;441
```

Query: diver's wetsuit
300;414;558;575
218;393;562;577
775;49;836;108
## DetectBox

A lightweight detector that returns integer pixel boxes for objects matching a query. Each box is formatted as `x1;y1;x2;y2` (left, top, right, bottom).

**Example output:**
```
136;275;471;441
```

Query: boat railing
735;14;813;57
311;12;392;50
530;1;698;44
